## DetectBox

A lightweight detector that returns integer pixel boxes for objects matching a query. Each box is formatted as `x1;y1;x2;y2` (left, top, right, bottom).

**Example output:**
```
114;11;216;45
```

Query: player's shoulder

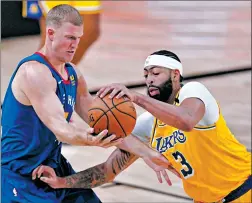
19;61;54;83
136;111;155;125
180;81;209;95
181;81;207;90
20;61;50;74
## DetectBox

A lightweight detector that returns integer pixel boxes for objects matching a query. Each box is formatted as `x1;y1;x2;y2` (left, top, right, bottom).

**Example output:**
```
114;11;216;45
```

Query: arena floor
1;1;251;202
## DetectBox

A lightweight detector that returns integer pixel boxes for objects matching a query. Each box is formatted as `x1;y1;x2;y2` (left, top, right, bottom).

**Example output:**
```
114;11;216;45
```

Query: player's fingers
96;87;106;97
99;87;112;98
103;138;124;148
37;165;48;178
156;171;163;183
115;91;126;99
100;134;117;146
32;165;41;180
95;129;109;143
161;170;172;186
86;128;95;135
109;88;120;99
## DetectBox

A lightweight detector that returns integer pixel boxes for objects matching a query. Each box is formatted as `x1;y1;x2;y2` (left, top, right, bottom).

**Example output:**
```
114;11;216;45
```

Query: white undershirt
131;81;219;143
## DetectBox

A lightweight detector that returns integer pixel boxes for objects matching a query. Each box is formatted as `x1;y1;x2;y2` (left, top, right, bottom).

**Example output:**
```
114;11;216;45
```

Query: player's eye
144;75;148;79
153;72;159;76
67;36;76;40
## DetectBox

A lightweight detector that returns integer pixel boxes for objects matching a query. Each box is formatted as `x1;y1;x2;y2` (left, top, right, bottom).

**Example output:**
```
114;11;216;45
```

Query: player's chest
56;81;77;112
151;121;196;179
151;120;188;154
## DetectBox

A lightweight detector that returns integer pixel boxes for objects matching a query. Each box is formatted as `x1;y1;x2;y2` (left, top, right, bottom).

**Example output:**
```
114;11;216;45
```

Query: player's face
51;22;83;63
144;67;173;102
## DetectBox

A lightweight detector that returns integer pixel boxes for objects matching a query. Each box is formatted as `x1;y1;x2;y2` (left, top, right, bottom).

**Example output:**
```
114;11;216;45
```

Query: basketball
88;94;137;139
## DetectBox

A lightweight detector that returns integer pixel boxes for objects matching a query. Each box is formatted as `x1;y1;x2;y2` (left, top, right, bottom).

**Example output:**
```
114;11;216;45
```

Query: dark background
2;1;40;38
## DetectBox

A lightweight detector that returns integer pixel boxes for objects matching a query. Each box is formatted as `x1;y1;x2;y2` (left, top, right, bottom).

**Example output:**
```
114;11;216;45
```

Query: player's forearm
133;92;190;131
52;120;89;146
75;94;94;123
117;135;154;158
59;163;109;189
60;149;137;189
105;149;138;177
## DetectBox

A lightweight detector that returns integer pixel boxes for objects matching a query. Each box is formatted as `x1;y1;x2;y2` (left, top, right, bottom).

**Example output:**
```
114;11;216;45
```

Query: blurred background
1;1;251;202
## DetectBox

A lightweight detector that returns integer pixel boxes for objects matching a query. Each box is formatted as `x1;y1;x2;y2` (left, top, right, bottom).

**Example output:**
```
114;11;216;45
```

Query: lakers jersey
39;1;101;15
22;1;101;20
132;82;251;202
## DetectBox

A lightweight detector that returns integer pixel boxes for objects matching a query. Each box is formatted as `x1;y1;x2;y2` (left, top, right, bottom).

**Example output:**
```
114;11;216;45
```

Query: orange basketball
88;94;137;140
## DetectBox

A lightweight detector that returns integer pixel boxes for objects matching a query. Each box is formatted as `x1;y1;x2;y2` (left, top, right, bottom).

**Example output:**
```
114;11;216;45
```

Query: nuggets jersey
1;52;78;175
132;82;251;202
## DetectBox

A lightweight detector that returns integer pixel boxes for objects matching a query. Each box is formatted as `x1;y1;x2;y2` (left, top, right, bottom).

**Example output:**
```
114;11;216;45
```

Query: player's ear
171;70;180;82
47;28;55;41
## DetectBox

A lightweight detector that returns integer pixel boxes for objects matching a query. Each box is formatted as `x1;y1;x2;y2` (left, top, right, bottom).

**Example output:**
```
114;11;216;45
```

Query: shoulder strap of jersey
65;63;78;87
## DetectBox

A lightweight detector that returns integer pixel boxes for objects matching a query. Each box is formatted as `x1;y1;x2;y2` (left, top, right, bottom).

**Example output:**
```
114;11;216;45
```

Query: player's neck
167;83;181;104
39;47;65;74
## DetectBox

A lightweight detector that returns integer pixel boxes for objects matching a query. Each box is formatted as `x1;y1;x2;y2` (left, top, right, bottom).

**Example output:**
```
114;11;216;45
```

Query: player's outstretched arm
32;142;178;188
97;83;205;131
32;148;138;189
32;135;178;188
118;135;181;184
20;62;122;147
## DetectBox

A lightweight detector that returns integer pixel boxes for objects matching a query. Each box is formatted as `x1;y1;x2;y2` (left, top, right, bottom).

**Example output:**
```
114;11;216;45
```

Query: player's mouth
67;51;75;54
148;87;160;96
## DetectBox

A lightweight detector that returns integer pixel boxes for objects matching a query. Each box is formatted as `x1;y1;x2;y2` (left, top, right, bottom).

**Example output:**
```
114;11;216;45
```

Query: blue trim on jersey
223;175;252;203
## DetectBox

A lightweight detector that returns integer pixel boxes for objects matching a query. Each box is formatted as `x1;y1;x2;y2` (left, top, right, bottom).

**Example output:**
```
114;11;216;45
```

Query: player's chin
147;91;160;99
64;55;74;63
149;94;162;101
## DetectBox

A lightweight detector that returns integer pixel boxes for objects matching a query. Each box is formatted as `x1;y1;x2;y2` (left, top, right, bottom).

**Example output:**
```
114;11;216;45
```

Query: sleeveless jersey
1;52;78;175
150;92;251;202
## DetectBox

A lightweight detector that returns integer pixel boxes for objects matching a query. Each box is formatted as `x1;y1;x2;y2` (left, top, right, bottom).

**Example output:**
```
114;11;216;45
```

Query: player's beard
147;78;173;102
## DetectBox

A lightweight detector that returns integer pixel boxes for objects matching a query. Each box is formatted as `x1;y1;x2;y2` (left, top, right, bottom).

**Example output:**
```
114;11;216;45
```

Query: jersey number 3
172;151;194;178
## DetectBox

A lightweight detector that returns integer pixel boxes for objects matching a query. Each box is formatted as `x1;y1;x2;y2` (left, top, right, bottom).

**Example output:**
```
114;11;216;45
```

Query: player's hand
32;165;65;189
155;165;181;185
96;83;136;102
142;152;181;185
85;128;123;148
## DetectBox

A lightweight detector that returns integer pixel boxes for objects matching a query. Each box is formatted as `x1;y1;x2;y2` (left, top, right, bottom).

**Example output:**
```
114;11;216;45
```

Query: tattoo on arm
111;149;137;176
64;149;137;189
65;164;107;188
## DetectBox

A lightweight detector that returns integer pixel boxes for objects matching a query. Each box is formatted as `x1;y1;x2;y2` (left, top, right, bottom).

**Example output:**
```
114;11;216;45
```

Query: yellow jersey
150;92;251;201
132;82;251;202
40;1;101;15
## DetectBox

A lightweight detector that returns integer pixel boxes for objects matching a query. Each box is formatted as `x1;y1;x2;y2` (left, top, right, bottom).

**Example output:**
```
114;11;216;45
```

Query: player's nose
146;76;154;85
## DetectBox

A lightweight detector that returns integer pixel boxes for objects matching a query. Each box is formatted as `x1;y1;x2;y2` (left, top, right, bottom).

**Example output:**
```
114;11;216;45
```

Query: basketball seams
112;98;136;120
99;97;127;137
88;100;135;127
88;107;108;129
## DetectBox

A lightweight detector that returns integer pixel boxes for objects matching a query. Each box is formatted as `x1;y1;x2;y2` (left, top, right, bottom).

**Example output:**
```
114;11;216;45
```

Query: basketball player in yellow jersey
95;50;251;203
31;50;251;202
26;1;101;65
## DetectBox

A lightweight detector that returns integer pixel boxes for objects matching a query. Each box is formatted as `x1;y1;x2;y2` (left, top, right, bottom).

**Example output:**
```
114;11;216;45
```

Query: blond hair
46;4;83;28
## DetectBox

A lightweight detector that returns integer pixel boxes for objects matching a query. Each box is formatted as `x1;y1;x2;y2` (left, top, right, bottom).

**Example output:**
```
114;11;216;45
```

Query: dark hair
150;50;183;82
46;4;83;28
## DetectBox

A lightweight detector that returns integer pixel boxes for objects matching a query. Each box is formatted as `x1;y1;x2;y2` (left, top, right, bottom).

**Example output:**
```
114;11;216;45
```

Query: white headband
144;55;183;76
